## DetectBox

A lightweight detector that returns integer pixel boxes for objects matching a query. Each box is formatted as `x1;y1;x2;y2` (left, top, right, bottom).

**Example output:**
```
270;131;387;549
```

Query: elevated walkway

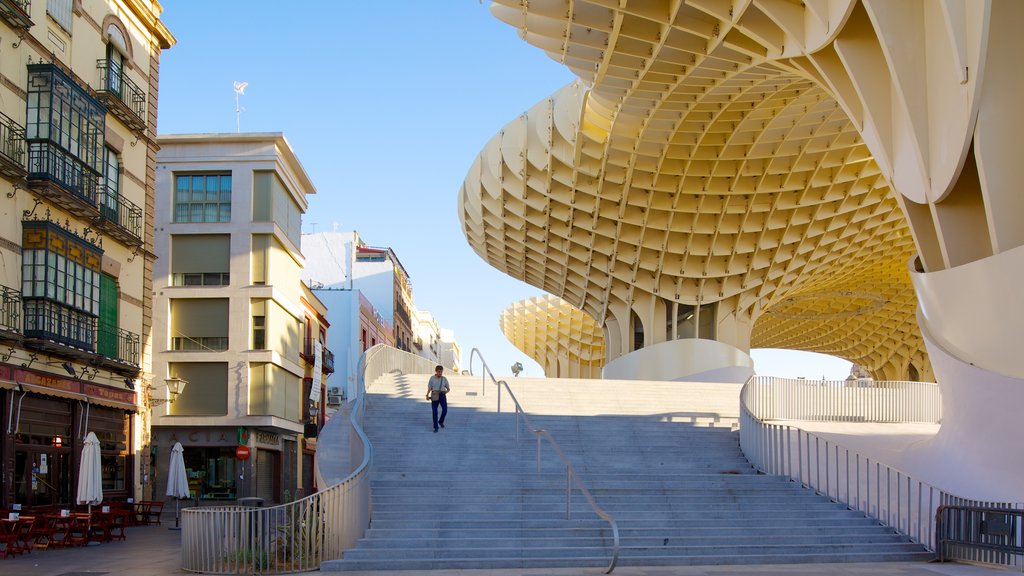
322;373;931;571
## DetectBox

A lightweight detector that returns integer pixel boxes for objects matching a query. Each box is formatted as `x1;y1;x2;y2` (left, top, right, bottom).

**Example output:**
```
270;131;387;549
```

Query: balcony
0;284;138;374
23;298;96;352
322;346;335;374
0;0;32;30
0;111;26;179
94;183;143;246
96;321;140;370
0;284;22;339
95;59;147;134
27;141;101;211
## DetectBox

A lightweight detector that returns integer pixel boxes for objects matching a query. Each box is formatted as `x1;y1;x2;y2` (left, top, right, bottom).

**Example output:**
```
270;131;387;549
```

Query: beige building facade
462;1;1024;497
0;0;173;508
152;133;326;504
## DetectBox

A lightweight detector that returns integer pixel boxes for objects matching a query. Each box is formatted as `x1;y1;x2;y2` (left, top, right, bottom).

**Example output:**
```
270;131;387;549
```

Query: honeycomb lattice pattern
501;295;606;378
461;0;933;380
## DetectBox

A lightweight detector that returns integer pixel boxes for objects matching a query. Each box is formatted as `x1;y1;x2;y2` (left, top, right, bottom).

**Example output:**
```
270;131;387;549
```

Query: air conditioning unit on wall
329;387;341;395
327;394;342;406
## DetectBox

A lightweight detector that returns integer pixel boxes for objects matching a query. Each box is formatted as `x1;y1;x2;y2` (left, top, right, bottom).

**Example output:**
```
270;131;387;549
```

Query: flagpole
233;81;248;133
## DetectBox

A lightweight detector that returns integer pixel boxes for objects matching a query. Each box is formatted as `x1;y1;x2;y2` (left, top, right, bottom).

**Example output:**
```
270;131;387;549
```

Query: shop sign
83;382;136;405
236;445;251;460
253;431;280;449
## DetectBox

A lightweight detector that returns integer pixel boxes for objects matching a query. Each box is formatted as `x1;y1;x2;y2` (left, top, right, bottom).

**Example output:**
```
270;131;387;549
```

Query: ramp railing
468;348;620;573
181;344;434;574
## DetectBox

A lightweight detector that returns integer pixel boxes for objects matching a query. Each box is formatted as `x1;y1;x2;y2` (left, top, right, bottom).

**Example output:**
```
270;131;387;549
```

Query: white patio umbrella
165;442;190;530
76;431;103;516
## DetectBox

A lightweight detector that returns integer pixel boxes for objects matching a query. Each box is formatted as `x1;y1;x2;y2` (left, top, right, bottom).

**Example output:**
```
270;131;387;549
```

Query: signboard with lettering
310;340;322;402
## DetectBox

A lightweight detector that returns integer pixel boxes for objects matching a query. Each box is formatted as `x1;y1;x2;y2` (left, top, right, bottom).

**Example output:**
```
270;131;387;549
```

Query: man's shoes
433;428;438;433
440;422;445;429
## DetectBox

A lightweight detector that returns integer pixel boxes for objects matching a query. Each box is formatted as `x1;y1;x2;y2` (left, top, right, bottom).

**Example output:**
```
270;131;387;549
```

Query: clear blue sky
157;2;851;380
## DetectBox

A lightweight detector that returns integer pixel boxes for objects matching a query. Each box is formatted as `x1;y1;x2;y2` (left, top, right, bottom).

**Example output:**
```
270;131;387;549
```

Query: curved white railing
468;348;620;573
181;345;435;574
743;376;942;424
740;376;1020;559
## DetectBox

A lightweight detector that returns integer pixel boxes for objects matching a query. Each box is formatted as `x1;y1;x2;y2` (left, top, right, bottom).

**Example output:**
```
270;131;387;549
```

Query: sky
156;2;851;380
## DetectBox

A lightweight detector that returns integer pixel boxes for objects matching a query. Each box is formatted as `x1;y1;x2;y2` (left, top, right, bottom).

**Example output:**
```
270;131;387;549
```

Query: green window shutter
98;274;118;358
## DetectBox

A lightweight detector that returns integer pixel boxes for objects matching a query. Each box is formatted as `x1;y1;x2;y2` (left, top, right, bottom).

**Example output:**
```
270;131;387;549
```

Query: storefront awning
17;382;138;412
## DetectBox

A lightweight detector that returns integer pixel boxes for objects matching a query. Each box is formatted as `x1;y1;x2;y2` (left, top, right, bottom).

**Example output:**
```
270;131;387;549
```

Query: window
169;362;228;416
183;447;237;500
174;174;232;223
104;28;127;96
169;299;228;351
47;0;72;32
101;146;120;221
22;221;102;350
252;315;265;350
171;235;230;286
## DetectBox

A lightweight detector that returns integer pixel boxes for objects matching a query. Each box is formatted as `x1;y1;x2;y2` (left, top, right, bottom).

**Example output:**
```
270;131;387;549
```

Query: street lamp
150;377;188;407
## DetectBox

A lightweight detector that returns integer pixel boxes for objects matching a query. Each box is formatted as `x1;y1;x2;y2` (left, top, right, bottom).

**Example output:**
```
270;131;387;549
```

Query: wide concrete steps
321;373;931;571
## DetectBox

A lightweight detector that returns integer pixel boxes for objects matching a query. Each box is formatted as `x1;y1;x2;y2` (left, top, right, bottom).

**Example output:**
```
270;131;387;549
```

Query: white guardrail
181;345;438;574
740;376;1020;559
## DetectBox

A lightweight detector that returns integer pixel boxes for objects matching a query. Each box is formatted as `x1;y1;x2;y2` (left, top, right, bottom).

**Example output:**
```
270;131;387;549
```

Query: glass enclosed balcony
25;64;106;215
0;0;33;30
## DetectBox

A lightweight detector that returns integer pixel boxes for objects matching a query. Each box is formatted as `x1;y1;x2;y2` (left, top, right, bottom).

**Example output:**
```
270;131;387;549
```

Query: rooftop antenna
233;81;248;132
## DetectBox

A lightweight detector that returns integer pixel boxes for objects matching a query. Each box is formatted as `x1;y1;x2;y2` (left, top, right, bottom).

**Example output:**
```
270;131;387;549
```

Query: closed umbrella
165;442;190;530
77;432;103;532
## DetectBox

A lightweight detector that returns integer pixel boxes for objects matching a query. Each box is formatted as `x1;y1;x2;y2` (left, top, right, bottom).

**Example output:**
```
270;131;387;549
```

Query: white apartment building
152;133;329;504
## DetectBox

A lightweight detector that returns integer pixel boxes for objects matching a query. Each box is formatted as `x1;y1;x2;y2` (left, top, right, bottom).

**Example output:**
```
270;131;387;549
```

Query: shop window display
183;447;237;500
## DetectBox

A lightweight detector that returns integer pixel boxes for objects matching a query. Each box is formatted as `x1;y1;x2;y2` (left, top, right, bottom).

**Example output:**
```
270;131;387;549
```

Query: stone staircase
321;373;932;571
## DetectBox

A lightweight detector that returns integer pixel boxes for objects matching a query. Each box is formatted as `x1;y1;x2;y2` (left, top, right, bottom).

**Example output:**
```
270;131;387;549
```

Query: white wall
602;338;754;383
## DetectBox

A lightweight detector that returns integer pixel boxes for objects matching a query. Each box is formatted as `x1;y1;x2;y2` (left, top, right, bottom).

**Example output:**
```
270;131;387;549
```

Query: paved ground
1;513;1017;576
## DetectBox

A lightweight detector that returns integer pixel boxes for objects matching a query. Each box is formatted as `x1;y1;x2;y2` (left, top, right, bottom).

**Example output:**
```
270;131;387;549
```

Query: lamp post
149;377;188;407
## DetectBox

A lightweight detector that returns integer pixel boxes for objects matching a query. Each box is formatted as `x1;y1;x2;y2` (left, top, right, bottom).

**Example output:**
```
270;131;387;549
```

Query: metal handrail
180;344;431;574
739;377;1022;563
468;347;620;573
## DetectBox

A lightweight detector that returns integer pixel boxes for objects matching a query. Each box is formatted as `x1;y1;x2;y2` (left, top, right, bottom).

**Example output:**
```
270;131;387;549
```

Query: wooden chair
141;500;164;526
134;501;153;525
63;515;89;547
109;509;129;541
13;517;33;554
27;515;57;549
0;520;20;559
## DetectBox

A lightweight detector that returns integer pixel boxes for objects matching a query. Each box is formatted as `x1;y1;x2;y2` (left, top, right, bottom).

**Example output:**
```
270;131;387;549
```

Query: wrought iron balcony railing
23;299;96;351
322;346;335;374
0;110;26;179
95;59;147;133
97;320;140;367
27;141;100;205
96;183;143;245
0;284;21;334
0;0;33;30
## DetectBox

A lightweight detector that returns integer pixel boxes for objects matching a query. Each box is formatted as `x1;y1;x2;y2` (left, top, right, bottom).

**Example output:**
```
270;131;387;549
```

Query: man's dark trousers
432;394;447;431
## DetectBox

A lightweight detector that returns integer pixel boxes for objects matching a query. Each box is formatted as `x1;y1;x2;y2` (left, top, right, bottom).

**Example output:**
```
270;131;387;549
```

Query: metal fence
937;505;1024;565
740;376;1022;565
743;376;942;423
181;345;434;574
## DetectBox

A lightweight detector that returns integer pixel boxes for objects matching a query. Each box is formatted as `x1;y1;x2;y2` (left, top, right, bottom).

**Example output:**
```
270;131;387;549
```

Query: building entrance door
14;449;70;507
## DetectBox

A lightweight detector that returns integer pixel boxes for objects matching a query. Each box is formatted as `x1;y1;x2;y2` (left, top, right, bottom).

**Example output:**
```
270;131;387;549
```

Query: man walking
426;365;450;433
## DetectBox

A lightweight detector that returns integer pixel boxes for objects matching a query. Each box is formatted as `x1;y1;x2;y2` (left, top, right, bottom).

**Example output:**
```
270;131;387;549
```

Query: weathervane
233;81;248;132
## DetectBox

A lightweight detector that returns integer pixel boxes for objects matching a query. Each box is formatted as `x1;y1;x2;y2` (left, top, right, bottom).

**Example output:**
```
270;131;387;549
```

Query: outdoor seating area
0;500;164;558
